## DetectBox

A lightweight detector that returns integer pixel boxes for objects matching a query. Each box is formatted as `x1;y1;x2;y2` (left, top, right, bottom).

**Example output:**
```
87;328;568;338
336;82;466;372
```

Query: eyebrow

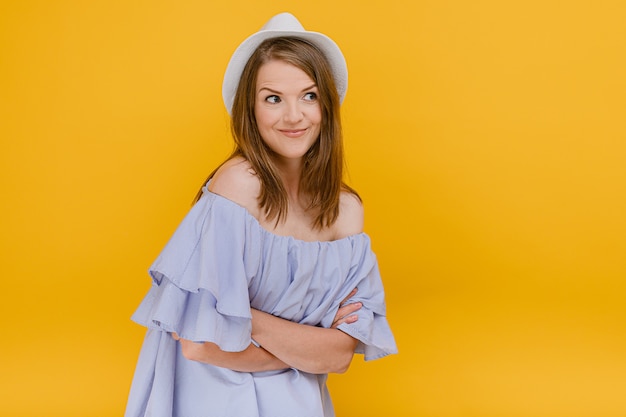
257;84;318;95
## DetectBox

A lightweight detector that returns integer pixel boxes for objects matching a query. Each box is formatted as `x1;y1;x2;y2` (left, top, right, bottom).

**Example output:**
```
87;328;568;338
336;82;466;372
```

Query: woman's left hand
331;288;362;328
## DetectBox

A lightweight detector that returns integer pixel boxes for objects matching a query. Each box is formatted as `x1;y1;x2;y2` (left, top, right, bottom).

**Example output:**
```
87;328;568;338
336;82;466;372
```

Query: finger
331;314;359;329
332;302;362;327
335;301;362;320
171;332;180;341
339;288;358;306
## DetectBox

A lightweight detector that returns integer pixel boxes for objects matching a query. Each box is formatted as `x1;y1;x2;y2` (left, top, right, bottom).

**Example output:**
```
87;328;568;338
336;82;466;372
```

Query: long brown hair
195;37;358;229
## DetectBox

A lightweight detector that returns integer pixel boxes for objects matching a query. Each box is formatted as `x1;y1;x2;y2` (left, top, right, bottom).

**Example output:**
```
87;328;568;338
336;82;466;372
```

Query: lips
279;128;308;138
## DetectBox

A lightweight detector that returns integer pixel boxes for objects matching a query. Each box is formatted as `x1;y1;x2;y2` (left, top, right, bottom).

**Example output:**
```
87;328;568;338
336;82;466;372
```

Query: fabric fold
131;192;259;352
330;236;398;360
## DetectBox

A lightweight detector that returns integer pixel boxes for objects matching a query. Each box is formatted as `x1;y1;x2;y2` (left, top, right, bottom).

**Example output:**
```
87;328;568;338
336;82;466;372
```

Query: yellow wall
1;1;625;416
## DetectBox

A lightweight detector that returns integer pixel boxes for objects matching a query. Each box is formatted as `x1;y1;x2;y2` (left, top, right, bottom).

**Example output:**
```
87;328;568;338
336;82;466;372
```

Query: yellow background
1;0;625;416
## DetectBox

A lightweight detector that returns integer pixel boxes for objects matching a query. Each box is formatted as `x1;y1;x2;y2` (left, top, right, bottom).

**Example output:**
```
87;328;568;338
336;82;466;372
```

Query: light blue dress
125;188;397;417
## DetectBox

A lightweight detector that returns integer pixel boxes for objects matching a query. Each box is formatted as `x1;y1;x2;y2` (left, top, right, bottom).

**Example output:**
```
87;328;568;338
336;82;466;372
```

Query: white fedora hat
222;12;348;115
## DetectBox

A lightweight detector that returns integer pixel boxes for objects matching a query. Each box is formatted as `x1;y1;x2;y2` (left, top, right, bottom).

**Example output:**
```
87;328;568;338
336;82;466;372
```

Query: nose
283;101;304;124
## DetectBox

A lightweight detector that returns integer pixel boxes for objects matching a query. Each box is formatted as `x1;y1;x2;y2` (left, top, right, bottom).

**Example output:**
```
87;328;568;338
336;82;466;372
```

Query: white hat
222;12;348;115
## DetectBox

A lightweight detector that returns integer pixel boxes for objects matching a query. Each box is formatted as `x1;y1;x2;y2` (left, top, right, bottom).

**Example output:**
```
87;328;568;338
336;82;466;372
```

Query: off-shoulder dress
125;187;397;417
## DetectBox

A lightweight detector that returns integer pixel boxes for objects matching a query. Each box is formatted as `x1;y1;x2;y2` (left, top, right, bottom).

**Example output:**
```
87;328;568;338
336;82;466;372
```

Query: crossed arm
173;289;362;374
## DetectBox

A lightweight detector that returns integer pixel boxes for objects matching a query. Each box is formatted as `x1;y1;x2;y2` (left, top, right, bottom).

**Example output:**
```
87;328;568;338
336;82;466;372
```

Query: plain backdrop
1;1;625;416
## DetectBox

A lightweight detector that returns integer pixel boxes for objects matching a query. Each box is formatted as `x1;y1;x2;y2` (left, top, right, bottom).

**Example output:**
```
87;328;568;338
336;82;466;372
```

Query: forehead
255;59;315;90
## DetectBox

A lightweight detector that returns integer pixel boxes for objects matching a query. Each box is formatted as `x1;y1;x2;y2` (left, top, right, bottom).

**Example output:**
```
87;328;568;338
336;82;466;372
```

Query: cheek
254;107;273;128
309;106;322;126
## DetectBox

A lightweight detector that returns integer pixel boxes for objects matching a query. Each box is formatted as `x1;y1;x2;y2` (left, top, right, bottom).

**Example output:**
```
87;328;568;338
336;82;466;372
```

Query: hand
171;333;206;358
331;288;362;329
171;333;203;359
171;332;207;361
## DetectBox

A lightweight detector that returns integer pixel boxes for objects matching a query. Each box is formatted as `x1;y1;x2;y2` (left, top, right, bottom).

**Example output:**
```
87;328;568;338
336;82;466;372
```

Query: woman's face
254;59;322;165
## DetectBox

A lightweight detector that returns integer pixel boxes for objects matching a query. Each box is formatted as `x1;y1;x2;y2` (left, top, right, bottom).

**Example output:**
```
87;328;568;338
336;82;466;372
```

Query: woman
125;12;397;417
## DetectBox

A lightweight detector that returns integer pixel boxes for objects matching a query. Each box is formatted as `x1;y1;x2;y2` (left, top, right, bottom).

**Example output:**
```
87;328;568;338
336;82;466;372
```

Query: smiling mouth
279;129;308;138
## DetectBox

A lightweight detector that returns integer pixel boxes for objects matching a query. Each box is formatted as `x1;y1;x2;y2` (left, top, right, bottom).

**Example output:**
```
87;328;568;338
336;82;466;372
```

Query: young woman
125;12;397;417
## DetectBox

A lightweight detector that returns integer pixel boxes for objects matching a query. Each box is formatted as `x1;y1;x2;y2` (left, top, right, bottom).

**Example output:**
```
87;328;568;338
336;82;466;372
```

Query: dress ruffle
334;239;399;361
131;191;261;352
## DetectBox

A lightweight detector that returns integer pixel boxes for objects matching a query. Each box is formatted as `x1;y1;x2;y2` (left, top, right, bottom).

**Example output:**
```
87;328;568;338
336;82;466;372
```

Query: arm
175;335;288;372
251;308;359;375
174;289;362;373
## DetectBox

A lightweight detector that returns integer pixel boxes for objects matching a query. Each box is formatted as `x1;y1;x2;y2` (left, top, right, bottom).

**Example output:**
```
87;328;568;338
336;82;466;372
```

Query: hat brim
222;28;348;115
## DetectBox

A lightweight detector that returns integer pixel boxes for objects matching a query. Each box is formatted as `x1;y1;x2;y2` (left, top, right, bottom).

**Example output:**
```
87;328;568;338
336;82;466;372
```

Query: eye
303;92;318;101
265;95;281;104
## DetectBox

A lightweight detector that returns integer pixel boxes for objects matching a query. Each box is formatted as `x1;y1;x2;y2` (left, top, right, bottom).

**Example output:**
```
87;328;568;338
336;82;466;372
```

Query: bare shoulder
207;156;260;214
334;191;364;239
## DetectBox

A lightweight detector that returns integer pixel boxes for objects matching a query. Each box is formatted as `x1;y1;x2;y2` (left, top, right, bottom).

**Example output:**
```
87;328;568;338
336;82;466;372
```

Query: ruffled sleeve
334;236;398;361
131;190;261;352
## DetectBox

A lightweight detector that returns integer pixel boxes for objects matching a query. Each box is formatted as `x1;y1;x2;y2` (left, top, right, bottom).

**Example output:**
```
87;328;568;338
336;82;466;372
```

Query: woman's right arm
175;289;362;372
174;335;287;372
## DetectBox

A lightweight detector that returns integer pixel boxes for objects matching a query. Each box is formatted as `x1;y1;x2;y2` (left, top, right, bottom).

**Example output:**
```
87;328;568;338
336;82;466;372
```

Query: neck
274;157;304;202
